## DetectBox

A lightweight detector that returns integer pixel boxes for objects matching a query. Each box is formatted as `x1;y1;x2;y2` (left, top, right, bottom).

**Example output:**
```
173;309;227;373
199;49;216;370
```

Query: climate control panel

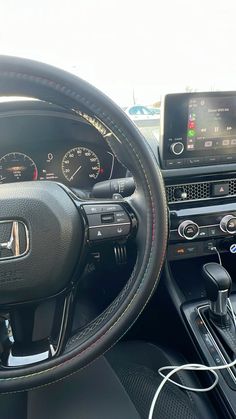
168;204;236;260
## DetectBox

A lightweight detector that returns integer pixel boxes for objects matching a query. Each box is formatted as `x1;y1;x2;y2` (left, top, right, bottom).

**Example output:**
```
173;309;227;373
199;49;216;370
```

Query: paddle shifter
202;262;232;324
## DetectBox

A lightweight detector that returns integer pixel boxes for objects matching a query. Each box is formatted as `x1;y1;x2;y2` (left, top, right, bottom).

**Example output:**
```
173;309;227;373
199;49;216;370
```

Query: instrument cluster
0;145;120;189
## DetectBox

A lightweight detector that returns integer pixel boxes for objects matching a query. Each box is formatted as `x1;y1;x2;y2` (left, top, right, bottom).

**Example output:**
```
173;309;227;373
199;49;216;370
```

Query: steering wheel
0;56;168;392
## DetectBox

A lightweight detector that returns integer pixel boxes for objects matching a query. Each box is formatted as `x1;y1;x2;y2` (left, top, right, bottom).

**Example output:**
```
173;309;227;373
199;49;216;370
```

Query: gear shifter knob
202;262;232;318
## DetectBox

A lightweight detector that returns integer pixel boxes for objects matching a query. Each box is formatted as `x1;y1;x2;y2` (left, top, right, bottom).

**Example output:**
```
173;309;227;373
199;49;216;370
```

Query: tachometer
0;152;38;183
62;147;101;185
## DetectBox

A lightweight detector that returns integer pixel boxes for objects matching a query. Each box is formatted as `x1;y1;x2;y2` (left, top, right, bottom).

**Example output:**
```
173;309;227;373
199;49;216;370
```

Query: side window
141;107;151;115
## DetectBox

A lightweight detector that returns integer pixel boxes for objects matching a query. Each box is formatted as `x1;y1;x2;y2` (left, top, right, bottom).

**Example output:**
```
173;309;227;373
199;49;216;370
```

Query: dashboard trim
162;162;236;178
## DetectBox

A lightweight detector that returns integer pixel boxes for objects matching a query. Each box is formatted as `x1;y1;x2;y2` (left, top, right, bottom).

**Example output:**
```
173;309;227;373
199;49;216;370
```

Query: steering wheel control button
220;215;236;234
101;213;114;223
84;204;122;215
85;204;132;241
83;205;105;214
211;183;229;197
170;142;184;156
114;211;130;224
89;224;130;241
178;220;199;240
89;228;105;240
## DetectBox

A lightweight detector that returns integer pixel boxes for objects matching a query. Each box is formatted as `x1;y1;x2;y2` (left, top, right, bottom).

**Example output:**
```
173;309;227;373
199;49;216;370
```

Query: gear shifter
202;262;236;358
202;262;232;324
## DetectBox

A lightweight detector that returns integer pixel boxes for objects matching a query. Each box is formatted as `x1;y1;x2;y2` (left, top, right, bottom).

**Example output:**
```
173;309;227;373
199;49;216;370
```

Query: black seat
107;341;218;419
0;341;218;419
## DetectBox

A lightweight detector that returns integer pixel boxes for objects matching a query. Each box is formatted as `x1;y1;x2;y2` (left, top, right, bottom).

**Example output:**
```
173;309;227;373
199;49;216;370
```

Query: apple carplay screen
186;96;236;152
161;92;236;168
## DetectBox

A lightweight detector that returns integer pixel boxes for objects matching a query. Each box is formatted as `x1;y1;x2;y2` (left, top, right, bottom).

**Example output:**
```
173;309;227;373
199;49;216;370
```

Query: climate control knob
170;142;184;156
220;215;236;235
178;220;200;240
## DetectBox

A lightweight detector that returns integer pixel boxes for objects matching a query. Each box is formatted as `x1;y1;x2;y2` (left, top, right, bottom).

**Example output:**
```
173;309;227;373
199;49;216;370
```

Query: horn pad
0;182;82;305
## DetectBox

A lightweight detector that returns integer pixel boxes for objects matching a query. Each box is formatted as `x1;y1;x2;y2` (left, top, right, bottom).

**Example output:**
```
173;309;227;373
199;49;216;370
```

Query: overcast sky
0;0;236;106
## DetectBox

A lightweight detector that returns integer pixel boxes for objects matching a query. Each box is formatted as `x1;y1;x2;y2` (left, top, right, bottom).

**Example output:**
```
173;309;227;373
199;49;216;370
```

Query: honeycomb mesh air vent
229;179;236;196
166;178;236;203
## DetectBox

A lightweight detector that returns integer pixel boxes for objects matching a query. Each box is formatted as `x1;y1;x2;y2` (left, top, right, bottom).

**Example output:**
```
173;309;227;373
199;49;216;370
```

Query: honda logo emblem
0;221;29;260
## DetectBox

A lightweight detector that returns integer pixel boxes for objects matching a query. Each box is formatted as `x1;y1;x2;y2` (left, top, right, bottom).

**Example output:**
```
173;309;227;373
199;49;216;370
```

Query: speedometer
0;152;38;183
61;147;101;186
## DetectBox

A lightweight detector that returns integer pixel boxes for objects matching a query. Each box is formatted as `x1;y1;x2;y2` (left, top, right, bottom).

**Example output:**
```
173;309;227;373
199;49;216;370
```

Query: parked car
147;106;160;115
125;104;159;120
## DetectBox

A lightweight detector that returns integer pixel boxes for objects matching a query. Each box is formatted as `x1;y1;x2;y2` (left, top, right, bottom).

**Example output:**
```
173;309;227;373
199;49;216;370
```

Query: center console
160;91;236;418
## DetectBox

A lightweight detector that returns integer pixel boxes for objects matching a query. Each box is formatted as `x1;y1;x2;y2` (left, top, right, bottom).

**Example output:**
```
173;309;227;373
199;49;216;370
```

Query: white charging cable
211;246;222;265
148;356;236;419
148;249;236;419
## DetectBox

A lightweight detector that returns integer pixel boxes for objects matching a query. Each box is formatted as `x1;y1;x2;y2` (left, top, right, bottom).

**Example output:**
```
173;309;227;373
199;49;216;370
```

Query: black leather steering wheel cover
0;56;168;392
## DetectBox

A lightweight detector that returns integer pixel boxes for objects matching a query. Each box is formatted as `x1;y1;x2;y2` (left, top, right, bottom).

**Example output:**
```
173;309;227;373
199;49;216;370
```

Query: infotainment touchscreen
160;92;236;169
186;96;236;152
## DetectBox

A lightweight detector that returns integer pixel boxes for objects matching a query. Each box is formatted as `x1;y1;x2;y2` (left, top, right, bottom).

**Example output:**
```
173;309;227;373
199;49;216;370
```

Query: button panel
169;210;236;260
89;224;130;241
164;154;236;169
83;204;132;241
168;239;227;260
84;204;122;215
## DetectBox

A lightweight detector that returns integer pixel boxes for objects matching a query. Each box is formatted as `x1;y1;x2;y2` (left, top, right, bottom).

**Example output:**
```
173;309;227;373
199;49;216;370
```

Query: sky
0;0;236;106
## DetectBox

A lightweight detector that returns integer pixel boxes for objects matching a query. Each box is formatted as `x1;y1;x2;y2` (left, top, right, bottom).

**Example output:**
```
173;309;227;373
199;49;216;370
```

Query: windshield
0;0;235;141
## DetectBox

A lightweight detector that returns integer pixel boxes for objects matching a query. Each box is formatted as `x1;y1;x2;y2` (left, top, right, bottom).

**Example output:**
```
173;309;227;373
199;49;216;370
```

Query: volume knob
178;220;199;240
170;142;184;156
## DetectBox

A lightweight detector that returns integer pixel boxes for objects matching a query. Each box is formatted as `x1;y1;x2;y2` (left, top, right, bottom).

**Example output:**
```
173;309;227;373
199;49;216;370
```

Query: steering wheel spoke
0;291;75;368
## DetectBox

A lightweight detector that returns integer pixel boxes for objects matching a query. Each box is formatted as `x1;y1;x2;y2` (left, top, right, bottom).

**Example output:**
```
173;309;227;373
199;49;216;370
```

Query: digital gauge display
0;152;38;183
62;147;101;186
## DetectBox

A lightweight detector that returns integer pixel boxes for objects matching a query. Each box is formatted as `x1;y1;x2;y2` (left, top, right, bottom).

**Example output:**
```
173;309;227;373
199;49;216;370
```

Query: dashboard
3;94;236;266
0;101;126;190
159;91;236;262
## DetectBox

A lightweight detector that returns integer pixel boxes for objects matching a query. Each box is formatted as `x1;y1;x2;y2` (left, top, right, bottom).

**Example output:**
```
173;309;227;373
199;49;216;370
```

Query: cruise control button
84;205;105;214
114;211;130;223
84;204;122;215
104;205;122;212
